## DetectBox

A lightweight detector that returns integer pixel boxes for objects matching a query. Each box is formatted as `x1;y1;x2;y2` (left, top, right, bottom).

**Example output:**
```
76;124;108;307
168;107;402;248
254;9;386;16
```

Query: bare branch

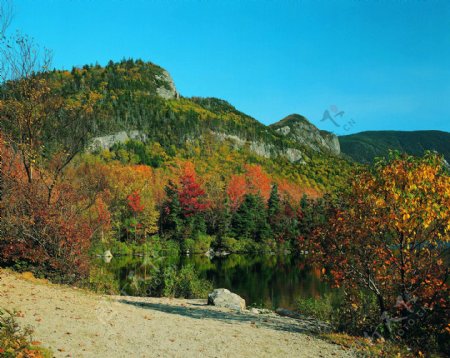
0;0;13;39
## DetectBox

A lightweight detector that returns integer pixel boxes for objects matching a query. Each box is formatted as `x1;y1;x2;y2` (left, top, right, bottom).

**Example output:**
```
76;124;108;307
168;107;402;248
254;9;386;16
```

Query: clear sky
11;0;450;135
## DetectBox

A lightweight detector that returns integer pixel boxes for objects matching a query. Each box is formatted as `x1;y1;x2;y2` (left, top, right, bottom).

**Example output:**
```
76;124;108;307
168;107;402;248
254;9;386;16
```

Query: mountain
339;130;450;163
270;114;340;155
1;59;355;194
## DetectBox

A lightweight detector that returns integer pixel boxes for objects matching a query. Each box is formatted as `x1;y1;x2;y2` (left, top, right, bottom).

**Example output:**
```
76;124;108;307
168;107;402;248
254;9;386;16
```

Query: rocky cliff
155;70;179;100
270;114;340;155
80;60;342;166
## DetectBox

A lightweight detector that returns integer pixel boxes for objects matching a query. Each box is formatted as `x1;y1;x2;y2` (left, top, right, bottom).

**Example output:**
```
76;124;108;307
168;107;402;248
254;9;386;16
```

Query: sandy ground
0;270;354;358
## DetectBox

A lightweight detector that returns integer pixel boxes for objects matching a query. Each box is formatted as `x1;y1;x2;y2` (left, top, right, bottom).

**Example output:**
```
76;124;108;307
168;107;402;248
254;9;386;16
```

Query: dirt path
0;270;353;357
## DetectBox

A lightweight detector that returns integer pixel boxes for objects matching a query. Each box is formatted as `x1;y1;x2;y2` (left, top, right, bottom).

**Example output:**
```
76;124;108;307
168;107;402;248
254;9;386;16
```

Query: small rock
204;248;214;258
215;250;230;257
275;308;303;319
207;288;246;311
103;250;113;263
259;308;273;315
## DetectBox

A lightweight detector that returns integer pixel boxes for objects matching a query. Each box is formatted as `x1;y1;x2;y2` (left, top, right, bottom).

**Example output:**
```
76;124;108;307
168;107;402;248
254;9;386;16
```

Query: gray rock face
208;289;246;311
284;148;305;164
88;130;147;151
212;131;305;164
155;70;179;100
271;114;341;155
320;130;341;155
249;141;274;159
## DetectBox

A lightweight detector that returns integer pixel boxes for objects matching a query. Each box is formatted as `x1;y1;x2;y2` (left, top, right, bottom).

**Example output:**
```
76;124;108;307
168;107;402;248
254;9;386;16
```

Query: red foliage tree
127;191;145;214
0;141;93;281
178;162;209;217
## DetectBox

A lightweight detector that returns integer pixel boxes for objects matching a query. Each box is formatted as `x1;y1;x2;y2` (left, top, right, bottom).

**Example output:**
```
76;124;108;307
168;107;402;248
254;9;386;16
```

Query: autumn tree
76;160;159;242
0;2;101;280
0;144;93;281
227;174;246;211
178;162;209;217
314;152;450;351
244;164;271;200
0;14;102;203
226;164;271;211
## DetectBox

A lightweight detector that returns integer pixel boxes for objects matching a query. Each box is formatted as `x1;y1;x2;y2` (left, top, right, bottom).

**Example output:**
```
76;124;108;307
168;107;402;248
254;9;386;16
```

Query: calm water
92;253;334;310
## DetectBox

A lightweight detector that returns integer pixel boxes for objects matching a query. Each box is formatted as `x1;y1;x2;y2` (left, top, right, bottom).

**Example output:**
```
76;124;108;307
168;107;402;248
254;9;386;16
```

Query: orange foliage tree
314;152;449;349
72;160;160;242
226;164;271;211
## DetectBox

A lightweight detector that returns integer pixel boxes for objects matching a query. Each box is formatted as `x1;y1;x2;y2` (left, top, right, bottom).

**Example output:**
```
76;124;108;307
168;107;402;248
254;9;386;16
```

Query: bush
0;309;52;357
221;237;262;253
297;294;336;323
162;264;212;299
0;157;92;283
297;290;380;334
184;234;214;253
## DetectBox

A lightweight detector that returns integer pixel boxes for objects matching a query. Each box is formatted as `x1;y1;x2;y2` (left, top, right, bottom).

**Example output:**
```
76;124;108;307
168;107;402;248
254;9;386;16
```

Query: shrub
313;153;450;355
184;234;214;253
297;294;335;323
162;264;212;298
0;309;52;357
221;237;262;253
0;145;93;283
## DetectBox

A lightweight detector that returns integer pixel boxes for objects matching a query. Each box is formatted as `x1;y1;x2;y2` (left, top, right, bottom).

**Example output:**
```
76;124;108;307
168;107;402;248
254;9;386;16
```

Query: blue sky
12;0;450;134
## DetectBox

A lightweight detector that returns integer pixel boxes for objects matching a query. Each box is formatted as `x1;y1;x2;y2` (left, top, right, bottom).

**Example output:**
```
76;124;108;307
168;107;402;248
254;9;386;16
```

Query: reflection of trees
92;253;337;309
181;254;215;272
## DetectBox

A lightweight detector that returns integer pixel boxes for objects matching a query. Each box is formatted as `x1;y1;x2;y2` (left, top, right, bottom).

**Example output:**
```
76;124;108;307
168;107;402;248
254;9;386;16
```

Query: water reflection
91;253;334;310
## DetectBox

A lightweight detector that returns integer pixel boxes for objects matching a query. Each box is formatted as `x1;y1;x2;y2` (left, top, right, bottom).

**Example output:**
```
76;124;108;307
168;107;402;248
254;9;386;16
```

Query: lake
92;253;334;310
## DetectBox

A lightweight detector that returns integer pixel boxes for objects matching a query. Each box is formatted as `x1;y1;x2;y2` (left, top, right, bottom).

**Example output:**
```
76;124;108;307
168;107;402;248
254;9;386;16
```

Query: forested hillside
339;130;450;163
31;59;354;194
0;58;355;276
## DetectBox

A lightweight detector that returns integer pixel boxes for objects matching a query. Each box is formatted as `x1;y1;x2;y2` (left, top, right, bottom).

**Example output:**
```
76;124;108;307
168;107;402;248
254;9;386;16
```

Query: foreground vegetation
0;309;52;357
299;152;450;356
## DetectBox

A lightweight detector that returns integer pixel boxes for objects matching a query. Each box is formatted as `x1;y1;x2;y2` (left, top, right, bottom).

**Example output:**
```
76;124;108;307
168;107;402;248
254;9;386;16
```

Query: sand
0;270;354;357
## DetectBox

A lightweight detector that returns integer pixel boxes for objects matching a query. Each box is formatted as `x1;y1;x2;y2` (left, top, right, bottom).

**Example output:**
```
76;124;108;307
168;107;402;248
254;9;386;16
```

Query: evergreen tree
215;197;233;244
160;180;182;239
232;194;271;241
267;184;281;227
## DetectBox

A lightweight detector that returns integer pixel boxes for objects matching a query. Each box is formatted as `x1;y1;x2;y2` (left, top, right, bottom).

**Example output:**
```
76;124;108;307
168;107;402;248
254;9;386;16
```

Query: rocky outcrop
212;132;305;164
270;114;340;155
155;70;179;100
88;130;147;151
320;130;340;155
208;288;246;311
284;148;304;163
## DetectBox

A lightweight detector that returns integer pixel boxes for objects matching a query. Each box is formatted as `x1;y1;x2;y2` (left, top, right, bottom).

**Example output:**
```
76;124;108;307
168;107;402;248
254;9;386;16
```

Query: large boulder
207;289;246;311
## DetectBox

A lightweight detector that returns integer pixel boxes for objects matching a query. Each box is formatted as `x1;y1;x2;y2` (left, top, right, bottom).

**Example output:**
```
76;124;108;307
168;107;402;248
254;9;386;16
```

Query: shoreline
0;269;353;357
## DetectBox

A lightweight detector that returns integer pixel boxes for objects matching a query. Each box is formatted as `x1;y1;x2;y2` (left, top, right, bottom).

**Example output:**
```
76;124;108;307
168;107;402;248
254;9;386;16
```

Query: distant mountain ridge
339;130;450;163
